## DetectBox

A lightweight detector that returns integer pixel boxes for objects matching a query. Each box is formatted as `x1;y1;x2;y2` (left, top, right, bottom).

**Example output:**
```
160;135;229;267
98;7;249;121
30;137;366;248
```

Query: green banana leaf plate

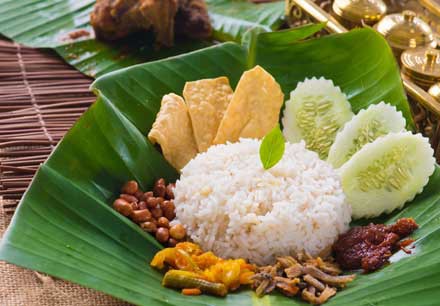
0;0;284;78
2;25;440;306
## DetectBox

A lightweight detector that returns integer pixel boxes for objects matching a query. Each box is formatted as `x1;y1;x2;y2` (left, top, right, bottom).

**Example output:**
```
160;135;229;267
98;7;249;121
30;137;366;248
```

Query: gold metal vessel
287;0;440;157
428;82;440;101
374;10;436;55
401;47;440;89
332;0;387;26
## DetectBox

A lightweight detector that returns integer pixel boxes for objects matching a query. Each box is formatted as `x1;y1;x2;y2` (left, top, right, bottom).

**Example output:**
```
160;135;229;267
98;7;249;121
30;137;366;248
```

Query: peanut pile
113;178;186;246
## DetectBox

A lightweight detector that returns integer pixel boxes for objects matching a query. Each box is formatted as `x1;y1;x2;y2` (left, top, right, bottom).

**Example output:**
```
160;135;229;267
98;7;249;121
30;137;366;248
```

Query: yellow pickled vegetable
203;260;241;290
150;248;176;269
150;242;255;296
192;251;220;269
176;242;202;255
175;249;201;272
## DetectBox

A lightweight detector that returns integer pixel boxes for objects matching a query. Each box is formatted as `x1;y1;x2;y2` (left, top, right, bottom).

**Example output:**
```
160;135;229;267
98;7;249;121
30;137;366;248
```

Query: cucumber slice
282;77;353;159
339;132;435;219
327;102;406;168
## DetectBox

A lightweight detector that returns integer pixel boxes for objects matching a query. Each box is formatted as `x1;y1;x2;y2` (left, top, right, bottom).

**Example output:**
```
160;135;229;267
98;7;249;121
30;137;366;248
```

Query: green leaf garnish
259;124;285;170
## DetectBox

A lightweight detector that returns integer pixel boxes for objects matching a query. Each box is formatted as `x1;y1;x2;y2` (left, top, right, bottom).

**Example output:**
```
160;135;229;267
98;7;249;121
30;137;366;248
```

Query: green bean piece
162;270;227;297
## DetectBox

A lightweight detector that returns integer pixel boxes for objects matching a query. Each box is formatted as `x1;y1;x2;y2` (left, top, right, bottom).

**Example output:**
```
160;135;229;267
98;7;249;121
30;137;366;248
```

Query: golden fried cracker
148;93;198;170
183;77;233;152
213;66;284;144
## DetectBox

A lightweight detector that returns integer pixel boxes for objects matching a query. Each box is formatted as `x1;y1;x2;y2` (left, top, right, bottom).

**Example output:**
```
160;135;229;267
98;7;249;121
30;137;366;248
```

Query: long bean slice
162;270;227;297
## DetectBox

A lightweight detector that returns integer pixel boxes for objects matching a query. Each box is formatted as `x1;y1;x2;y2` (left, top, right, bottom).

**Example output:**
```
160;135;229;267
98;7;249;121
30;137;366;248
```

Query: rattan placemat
0;39;129;305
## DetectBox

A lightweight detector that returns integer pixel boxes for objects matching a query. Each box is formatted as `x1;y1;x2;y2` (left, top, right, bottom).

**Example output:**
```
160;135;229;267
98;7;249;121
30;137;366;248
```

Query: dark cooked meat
90;0;211;47
175;0;212;39
91;0;178;46
333;218;418;272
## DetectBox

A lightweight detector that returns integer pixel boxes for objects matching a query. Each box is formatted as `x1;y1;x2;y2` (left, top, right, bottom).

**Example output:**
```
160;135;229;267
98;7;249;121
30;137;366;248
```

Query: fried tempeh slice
213;65;284;144
148;93;198;170
183;77;233;152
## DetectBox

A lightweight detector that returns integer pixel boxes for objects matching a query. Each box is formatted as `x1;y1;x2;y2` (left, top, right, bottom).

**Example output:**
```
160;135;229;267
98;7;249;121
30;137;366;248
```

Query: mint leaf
259;124;285;170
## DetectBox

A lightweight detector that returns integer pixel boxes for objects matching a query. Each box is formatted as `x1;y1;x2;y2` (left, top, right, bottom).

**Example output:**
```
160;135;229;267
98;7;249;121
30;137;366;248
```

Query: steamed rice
173;138;351;265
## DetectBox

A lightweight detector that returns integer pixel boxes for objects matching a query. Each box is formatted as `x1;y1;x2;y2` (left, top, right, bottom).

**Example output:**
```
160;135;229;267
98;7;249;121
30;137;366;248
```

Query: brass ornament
375;10;436;55
428;82;440;102
332;0;387;25
401;48;440;89
285;0;440;158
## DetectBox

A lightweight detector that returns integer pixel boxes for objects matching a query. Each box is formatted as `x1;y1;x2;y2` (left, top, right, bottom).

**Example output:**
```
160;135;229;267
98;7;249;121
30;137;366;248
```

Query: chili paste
333;218;418;272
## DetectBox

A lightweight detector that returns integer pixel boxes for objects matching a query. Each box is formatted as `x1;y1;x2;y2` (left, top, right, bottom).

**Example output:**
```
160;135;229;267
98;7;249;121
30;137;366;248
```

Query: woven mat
0;40;130;305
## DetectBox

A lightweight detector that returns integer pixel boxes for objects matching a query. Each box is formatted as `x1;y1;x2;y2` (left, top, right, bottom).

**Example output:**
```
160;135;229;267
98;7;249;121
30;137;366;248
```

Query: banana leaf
2;27;438;306
0;0;284;77
206;0;285;42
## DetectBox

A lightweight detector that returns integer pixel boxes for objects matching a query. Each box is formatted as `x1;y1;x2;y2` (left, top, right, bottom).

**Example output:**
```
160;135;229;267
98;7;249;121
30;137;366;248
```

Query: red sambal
333;218;418;272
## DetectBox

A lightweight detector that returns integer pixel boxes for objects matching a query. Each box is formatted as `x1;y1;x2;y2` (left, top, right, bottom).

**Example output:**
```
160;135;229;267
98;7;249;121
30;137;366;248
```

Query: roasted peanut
121;180;138;195
156;227;170;243
130;209;152;223
115;178;181;245
169;224;186;240
151;207;163;219
138;201;147;210
166;183;175;199
141;221;157;233
113;198;133;216
162;200;176;220
130;202;139;210
134;190;144;201
168;238;178;247
147;197;160;209
154;178;166;198
157;217;170;228
144;191;154;201
159;200;167;210
120;194;138;204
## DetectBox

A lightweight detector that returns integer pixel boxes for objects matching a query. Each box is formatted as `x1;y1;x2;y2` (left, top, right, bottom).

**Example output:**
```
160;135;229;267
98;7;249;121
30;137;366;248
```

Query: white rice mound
173;138;351;265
